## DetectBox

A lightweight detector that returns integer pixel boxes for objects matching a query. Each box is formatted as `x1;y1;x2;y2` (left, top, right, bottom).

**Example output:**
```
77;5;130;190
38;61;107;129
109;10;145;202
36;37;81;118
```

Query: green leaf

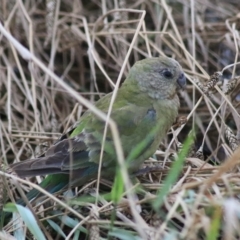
206;206;221;240
153;131;194;212
59;214;87;234
111;169;124;203
108;228;141;240
3;203;17;213
73;229;81;240
4;203;46;240
47;219;66;238
69;193;112;205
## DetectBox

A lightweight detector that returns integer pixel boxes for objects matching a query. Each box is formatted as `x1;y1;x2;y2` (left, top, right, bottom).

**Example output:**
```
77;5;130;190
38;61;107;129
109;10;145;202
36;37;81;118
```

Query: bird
8;56;186;204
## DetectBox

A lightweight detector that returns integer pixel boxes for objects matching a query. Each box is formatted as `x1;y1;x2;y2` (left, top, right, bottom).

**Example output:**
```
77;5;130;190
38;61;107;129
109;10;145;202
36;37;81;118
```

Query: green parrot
8;56;186;204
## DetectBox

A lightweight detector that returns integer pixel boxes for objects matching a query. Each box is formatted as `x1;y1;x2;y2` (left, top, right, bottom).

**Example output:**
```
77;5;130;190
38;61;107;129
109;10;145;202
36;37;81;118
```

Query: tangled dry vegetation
0;0;240;239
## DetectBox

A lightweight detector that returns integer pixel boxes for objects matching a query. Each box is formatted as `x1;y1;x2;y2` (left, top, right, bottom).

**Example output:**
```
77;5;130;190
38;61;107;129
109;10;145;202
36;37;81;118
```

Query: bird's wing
66;102;157;167
11;102;156;178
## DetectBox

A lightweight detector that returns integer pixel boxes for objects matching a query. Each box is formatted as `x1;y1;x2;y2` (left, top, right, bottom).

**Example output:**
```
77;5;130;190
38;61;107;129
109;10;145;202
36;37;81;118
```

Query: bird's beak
177;73;186;89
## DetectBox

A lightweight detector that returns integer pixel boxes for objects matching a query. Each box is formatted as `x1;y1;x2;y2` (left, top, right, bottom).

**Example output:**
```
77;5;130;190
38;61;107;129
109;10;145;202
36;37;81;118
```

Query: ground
0;0;240;239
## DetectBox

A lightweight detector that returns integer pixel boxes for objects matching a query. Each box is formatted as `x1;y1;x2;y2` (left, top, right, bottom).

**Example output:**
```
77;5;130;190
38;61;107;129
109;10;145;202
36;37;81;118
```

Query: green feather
7;56;186;206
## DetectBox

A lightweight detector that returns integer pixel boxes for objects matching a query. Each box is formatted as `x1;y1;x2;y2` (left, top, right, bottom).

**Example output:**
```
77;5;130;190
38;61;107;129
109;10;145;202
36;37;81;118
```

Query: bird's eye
161;69;173;78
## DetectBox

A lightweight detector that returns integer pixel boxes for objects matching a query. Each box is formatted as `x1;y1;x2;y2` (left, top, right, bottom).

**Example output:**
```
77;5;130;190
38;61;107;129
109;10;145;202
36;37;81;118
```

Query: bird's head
126;56;186;100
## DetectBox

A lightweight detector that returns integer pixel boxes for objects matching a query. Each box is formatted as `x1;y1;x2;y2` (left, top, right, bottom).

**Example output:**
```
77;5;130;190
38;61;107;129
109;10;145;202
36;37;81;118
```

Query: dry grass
0;0;240;239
